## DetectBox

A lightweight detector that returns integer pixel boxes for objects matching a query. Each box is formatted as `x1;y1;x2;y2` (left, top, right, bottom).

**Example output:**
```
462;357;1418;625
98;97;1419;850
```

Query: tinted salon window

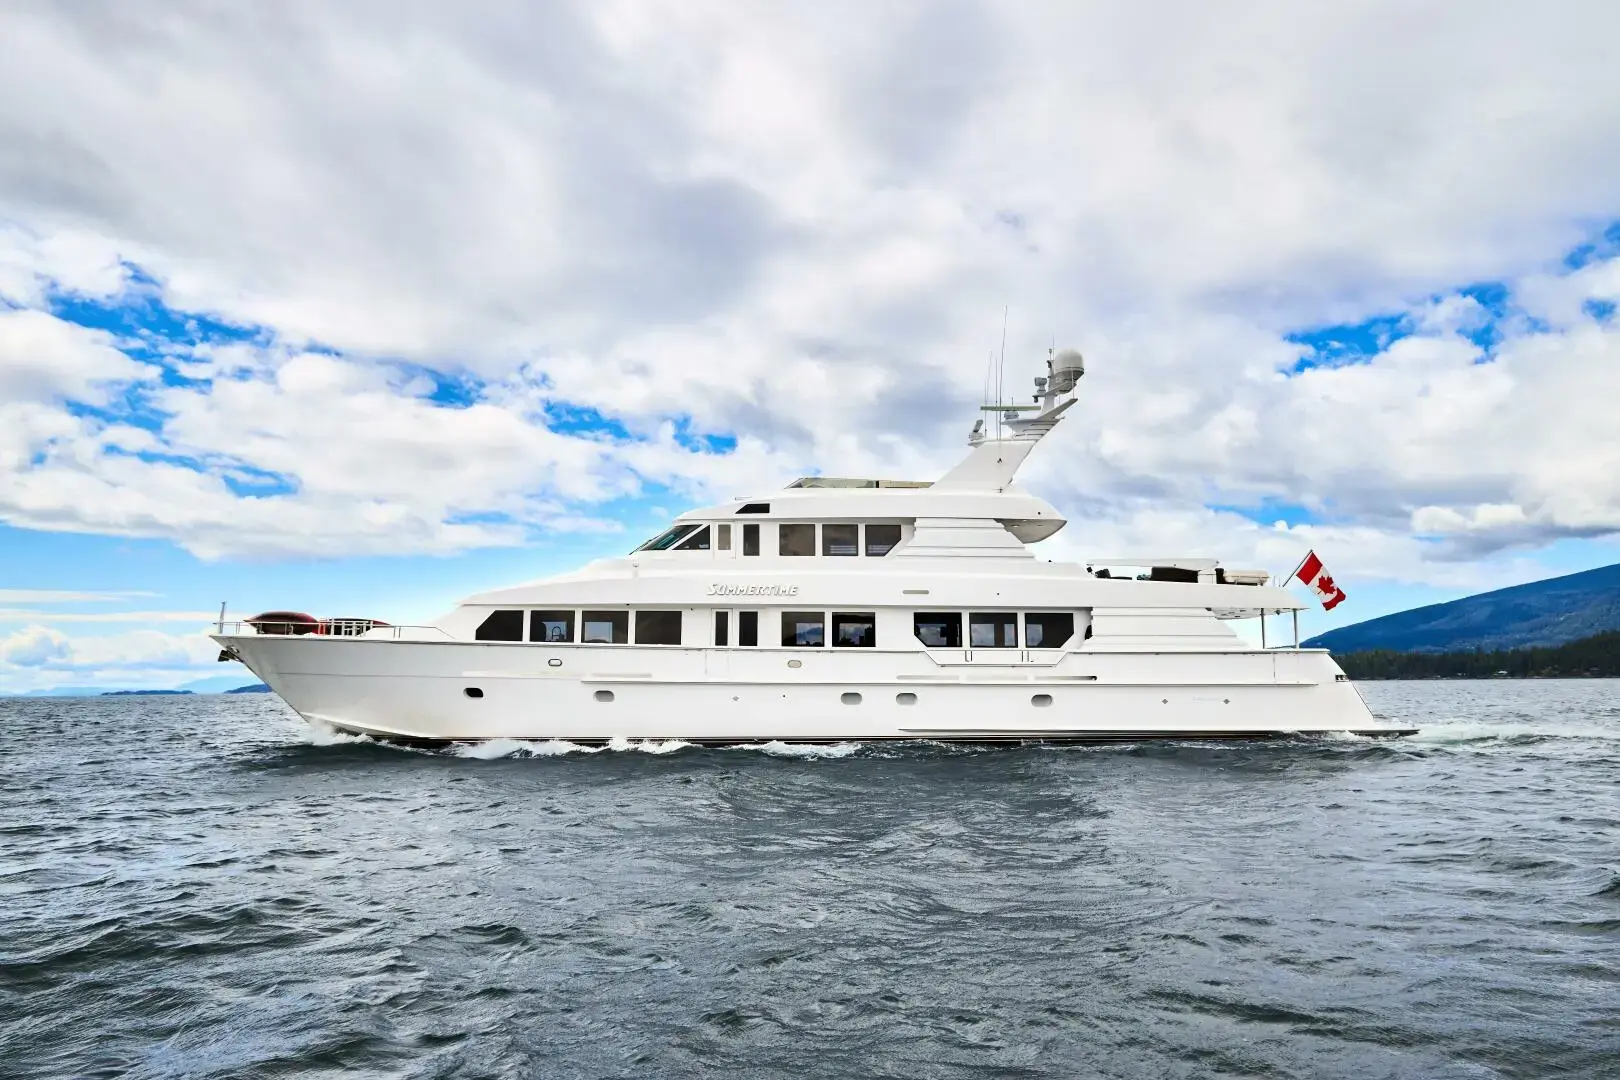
530;610;575;643
1024;612;1075;649
832;612;876;647
635;610;683;645
779;523;816;556
913;612;962;648
822;524;858;556
969;612;1018;648
865;524;902;556
476;610;524;641
581;610;629;644
781;611;825;646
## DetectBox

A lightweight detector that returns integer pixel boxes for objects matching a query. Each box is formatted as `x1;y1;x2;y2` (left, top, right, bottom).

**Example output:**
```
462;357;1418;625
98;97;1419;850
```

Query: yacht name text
707;583;800;597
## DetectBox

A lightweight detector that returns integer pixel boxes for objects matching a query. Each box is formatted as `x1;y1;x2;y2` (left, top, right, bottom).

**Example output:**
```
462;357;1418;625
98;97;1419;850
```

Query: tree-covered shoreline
1335;631;1620;679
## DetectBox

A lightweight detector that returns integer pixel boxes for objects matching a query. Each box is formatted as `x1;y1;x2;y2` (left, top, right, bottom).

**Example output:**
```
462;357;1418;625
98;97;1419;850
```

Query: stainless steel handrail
213;619;453;640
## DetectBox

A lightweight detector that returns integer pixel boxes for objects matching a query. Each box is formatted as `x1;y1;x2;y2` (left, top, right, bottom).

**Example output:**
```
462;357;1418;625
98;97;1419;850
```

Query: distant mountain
227;683;271;693
176;674;255;694
102;689;194;696
1306;562;1620;654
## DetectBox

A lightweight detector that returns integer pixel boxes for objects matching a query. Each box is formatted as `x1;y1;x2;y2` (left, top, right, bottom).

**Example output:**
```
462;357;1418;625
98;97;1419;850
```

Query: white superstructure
213;350;1410;745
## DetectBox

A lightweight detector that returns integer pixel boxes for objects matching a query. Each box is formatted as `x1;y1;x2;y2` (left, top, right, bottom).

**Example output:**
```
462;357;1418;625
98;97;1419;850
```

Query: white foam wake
304;720;373;746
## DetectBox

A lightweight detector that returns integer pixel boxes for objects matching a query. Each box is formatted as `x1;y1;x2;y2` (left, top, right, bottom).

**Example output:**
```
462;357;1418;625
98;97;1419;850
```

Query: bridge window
530;610;575;643
675;526;711;551
717;524;732;551
782;611;825;646
739;610;759;646
582;610;629;644
634;524;699;552
1025;612;1074;649
742;523;760;556
969;612;1018;648
832;612;876;647
635;610;683;645
779;523;815;557
822;524;858;556
475;610;524;641
913;612;962;648
865;524;901;556
737;502;770;514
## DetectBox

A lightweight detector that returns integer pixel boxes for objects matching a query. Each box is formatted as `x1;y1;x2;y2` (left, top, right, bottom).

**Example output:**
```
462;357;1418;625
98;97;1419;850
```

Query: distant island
1306;561;1620;653
102;689;195;696
227;683;271;693
1336;630;1620;679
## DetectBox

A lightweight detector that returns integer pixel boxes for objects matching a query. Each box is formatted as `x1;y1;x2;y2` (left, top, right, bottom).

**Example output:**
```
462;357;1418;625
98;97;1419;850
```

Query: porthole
896;692;917;705
548;658;562;668
595;690;615;703
787;659;803;669
841;692;862;705
463;687;484;699
1031;693;1053;707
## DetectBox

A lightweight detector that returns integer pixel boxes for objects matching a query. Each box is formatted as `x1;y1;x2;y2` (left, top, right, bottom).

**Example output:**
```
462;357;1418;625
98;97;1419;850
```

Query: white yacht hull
217;635;1409;744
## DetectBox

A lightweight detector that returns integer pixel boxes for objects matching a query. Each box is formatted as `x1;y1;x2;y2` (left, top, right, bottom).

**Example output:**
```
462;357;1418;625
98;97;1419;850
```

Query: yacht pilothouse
213;350;1413;745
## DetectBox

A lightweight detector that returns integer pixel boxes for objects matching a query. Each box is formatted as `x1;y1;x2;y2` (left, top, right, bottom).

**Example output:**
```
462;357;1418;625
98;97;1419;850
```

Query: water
2;682;1617;1079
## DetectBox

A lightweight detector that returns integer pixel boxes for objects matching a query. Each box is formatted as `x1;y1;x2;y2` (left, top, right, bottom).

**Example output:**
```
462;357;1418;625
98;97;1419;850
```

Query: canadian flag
1291;550;1347;610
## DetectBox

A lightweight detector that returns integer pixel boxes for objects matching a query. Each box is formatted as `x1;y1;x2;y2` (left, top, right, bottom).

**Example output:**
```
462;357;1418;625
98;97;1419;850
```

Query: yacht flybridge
212;350;1413;745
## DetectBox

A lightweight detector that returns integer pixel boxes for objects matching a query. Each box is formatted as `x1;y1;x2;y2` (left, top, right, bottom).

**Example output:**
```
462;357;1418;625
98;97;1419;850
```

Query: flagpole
1285;550;1312;585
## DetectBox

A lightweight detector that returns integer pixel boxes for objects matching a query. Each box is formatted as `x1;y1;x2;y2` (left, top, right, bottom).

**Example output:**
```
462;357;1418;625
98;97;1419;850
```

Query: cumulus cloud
0;623;223;694
2;0;1620;586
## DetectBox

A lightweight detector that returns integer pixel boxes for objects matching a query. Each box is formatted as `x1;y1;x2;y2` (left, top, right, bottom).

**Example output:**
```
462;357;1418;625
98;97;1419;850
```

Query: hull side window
779;523;815;556
738;610;759;647
832;612;876;647
530;610;576;643
582;611;629;644
475;610;524;641
714;610;729;646
865;524;902;556
782;611;825;646
1024;612;1074;649
635;610;683;645
913;612;962;648
969;612;1018;648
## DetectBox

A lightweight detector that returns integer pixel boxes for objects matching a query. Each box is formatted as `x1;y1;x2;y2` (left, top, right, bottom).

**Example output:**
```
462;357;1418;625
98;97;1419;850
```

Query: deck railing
213;619;453;640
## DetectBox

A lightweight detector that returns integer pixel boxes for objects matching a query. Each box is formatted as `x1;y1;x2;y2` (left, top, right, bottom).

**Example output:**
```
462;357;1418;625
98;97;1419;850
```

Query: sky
4;1;1620;693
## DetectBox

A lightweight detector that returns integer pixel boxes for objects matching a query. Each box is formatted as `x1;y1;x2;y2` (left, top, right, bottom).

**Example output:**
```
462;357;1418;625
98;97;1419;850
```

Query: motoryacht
212;350;1413;745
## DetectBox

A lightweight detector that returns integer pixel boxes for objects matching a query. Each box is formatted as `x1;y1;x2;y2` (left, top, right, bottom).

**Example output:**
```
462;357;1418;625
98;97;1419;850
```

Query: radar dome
1049;348;1085;393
